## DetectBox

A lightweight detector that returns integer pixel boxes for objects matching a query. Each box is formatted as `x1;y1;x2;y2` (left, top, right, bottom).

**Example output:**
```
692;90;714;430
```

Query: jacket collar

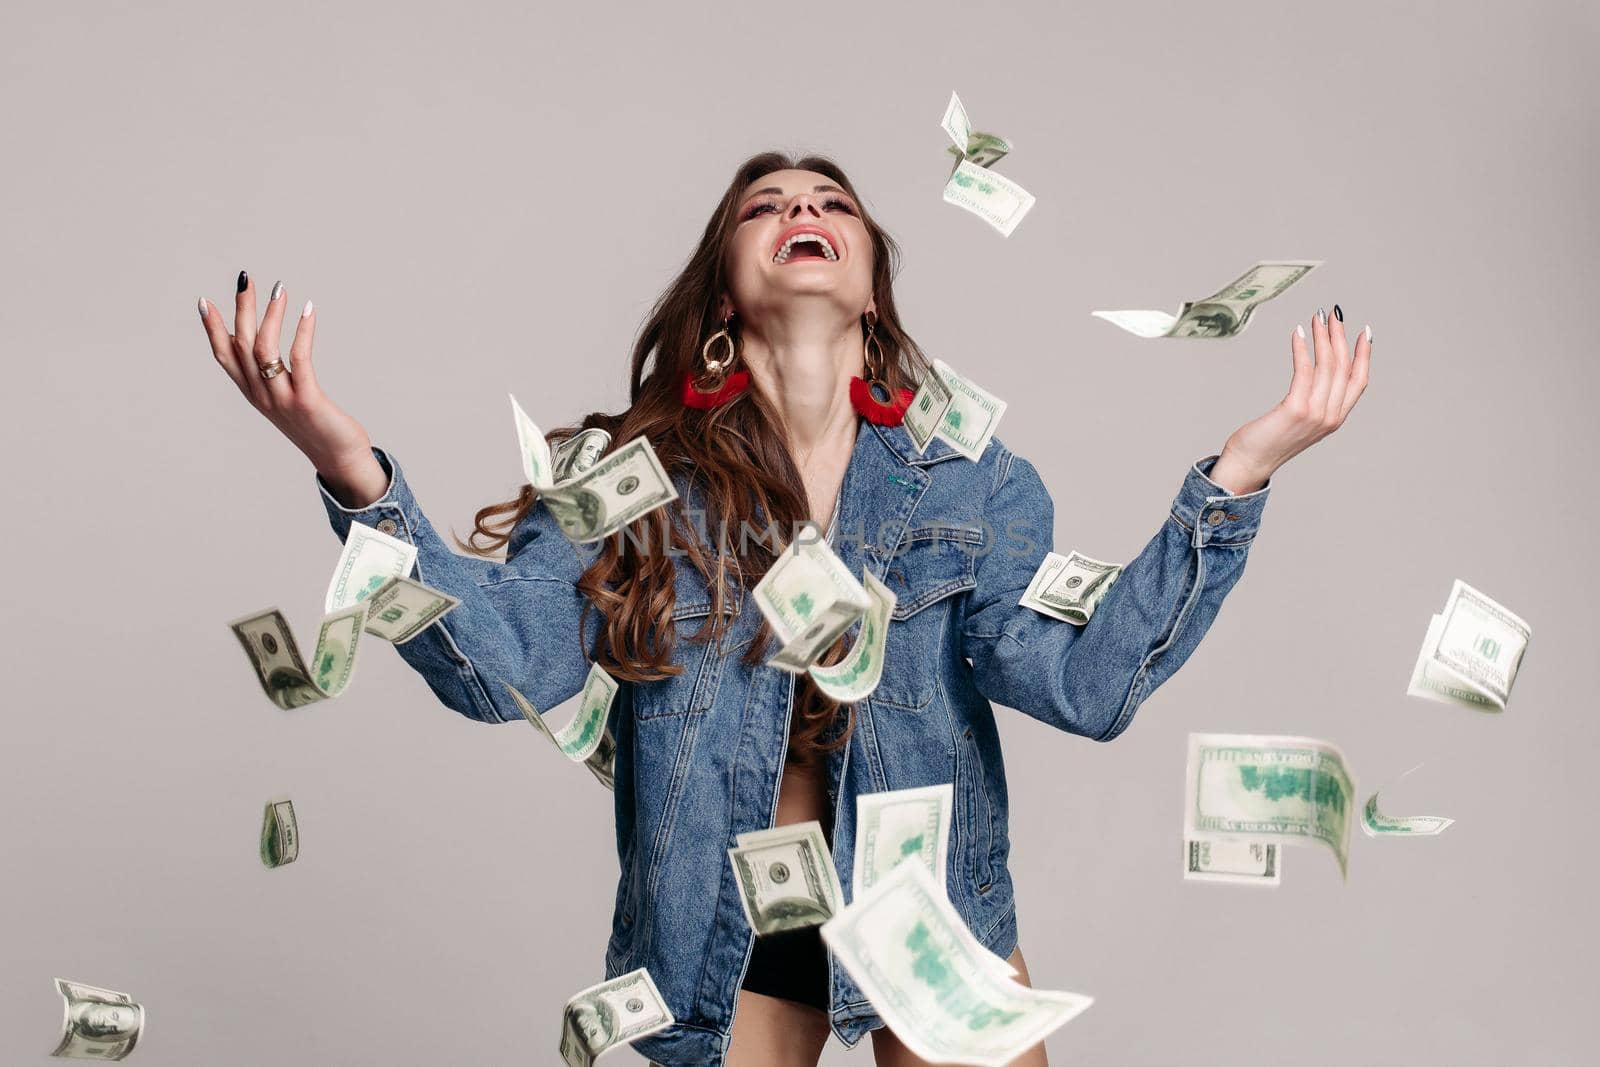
865;419;971;468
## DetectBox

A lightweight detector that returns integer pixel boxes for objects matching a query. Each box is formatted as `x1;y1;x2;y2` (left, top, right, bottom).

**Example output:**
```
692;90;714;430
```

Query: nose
784;195;824;220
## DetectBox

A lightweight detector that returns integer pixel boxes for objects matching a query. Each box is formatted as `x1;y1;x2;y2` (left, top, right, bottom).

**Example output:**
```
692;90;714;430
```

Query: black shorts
739;924;830;1012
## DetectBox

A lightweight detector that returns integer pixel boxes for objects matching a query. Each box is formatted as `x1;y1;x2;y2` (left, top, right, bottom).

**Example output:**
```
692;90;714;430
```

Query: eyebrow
743;183;849;200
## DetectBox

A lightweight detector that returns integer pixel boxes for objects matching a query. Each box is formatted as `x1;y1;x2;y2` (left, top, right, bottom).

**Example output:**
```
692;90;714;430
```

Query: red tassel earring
849;310;913;426
683;314;749;409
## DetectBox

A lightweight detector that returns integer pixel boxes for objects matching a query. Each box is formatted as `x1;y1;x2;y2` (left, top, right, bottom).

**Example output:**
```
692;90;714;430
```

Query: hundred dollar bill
943;157;1036;238
1185;733;1355;878
753;539;873;672
229;605;365;710
510;394;678;544
552;426;613;482
325;519;417;613
503;677;617;791
904;365;954;454
360;575;461;645
853;783;953;897
1019;550;1123;625
1407;579;1530;711
1093;260;1321;339
810;571;896;702
1183;836;1281;886
822;862;1093;1067
558;968;673;1067
930;359;1006;461
940;91;1011;169
728;820;845;935
260;797;300;868
1361;765;1453;837
51;978;144;1061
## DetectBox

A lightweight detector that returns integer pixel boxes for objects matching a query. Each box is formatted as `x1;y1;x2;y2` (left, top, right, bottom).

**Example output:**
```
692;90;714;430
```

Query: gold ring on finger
258;358;287;380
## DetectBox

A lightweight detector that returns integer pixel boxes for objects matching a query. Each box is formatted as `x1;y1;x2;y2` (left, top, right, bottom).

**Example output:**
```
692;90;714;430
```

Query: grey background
3;0;1595;1063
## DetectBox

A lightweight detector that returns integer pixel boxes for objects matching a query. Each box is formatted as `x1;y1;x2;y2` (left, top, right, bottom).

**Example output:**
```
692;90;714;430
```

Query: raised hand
198;270;388;507
1208;306;1372;494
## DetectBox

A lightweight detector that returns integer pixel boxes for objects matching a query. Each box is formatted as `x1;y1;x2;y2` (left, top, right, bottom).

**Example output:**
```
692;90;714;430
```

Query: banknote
558;969;673;1067
1183;836;1281;886
1185;733;1356;878
260;797;300;869
729;820;845;935
510;394;677;544
853;783;952;897
753;539;873;672
940;91;1011;167
325;519;417;613
229;604;365;710
503;678;616;791
552;426;613;482
822;862;1093;1067
51;978;144;1061
904;366;954;454
359;575;461;645
1019;550;1123;625
931;359;1007;460
939;91;976;153
810;571;896;702
1407;579;1530;711
1361;765;1454;837
943;157;1036;238
1093;260;1322;339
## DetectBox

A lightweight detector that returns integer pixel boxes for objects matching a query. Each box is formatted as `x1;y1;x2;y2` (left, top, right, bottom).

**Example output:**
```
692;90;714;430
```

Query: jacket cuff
1169;454;1270;547
315;445;416;543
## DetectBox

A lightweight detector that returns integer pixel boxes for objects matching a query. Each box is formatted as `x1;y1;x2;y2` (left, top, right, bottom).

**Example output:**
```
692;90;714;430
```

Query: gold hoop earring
698;318;737;386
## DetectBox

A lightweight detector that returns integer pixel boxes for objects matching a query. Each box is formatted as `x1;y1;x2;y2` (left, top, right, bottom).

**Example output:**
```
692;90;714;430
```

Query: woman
198;151;1370;1066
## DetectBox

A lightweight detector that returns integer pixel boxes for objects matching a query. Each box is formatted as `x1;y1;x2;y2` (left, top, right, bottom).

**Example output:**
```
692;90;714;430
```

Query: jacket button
376;518;399;535
1206;510;1225;526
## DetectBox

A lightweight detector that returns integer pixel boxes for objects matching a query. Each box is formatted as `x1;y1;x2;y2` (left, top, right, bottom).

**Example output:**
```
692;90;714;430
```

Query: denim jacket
316;418;1270;1065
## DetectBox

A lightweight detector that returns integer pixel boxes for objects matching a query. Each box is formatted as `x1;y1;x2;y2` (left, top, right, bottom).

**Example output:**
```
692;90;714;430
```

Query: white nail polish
301;299;313;318
197;296;208;319
1363;324;1373;344
1295;323;1306;339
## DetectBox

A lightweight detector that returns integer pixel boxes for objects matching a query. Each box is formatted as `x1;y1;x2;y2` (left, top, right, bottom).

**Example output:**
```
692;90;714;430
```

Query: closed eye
741;196;856;221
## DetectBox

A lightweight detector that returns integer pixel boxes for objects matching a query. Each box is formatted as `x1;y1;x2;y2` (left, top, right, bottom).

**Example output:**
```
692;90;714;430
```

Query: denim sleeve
961;450;1270;741
315;445;596;724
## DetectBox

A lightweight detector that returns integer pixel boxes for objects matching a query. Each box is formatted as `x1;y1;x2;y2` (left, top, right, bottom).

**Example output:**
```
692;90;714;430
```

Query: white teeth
773;232;838;263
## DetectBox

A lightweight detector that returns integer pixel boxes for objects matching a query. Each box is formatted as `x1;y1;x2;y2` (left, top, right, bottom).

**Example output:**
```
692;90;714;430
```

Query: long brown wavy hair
457;151;930;766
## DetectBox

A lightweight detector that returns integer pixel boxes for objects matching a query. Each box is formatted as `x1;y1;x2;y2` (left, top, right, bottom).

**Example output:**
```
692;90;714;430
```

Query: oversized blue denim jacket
316;418;1270;1066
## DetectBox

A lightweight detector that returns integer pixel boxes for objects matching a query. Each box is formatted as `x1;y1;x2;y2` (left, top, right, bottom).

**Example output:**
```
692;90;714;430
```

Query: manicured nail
1363;324;1373;345
197;296;208;320
1333;304;1344;322
301;299;313;318
1317;307;1327;325
1295;323;1306;339
269;280;284;302
236;269;248;293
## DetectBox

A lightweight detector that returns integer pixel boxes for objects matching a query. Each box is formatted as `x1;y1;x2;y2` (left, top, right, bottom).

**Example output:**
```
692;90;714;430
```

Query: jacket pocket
960;725;996;892
872;525;979;709
629;601;734;720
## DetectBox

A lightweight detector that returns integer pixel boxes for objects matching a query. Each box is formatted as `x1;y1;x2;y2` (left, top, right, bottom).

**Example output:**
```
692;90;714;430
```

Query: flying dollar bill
260;797;300;869
1407;579;1530;711
1093;260;1322;339
510;395;678;544
809;571;895;702
552;426;613;482
1185;733;1356;879
325;519;417;614
822;862;1093;1067
51;978;144;1061
229;605;365;710
729;820;845;936
940;91;1012;168
854;783;952;897
1019;550;1123;625
905;359;1007;461
1361;765;1454;837
943;158;1035;238
503;674;617;791
558;969;673;1067
1183;836;1281;886
753;540;873;672
359;575;461;645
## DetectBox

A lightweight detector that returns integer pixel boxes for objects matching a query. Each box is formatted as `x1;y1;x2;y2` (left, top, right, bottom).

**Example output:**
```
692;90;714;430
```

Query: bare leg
718;988;832;1067
870;944;1048;1067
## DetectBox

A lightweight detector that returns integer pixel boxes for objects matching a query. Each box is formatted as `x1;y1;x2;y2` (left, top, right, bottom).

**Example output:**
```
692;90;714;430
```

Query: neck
739;317;863;460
